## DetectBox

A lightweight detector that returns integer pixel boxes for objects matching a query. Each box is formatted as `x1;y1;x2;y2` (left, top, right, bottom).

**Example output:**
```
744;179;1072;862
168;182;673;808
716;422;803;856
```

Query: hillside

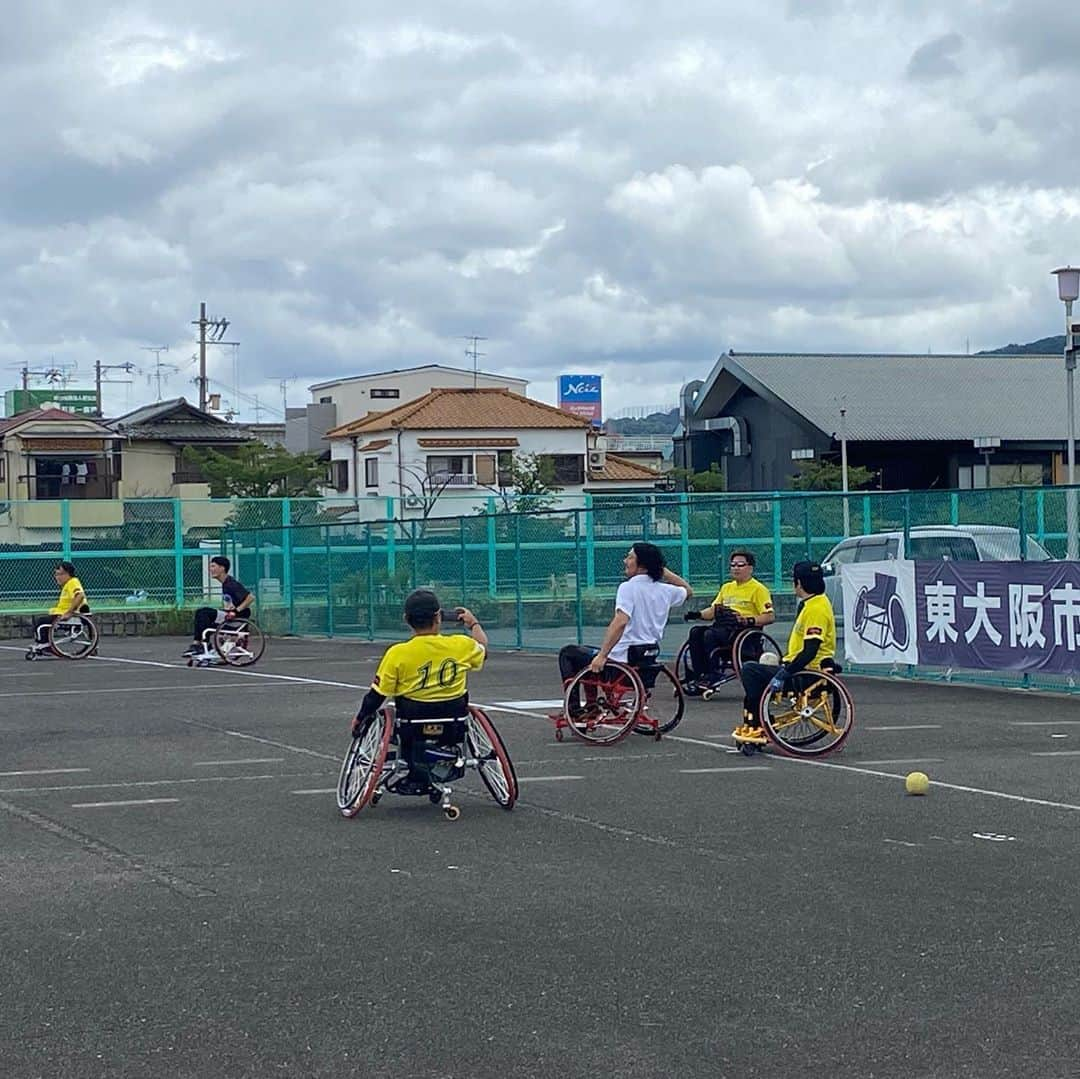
605;408;679;435
978;335;1065;355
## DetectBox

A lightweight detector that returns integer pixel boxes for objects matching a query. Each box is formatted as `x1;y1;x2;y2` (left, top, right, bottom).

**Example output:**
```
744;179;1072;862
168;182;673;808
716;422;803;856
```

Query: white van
821;525;1054;623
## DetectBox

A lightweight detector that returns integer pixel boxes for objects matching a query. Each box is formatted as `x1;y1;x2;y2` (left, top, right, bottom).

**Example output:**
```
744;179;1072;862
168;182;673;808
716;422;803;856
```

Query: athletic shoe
182;644;200;657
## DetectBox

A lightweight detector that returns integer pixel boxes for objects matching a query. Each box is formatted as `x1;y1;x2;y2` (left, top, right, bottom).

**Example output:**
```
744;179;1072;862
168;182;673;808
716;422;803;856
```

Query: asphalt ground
1;634;1079;1078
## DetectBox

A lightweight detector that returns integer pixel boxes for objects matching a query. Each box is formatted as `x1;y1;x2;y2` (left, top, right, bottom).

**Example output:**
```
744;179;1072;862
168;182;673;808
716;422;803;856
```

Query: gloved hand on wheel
683;611;702;622
767;666;789;692
350;713;370;739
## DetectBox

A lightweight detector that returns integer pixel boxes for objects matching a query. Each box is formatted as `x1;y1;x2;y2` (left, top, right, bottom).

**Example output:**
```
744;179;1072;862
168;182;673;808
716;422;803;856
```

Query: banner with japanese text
840;561;919;665
915;561;1080;673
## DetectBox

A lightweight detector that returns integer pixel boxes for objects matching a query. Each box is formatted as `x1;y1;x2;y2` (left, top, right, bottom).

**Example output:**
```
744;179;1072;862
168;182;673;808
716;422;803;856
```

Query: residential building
325;387;659;516
288;364;530;458
676;352;1067;492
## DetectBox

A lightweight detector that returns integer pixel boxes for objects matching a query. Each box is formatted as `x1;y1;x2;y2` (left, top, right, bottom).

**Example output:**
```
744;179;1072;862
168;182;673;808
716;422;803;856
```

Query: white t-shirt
609;574;688;662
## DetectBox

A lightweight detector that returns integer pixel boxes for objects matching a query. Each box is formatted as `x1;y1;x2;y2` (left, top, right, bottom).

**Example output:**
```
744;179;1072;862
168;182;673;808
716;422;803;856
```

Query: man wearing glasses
682;550;774;693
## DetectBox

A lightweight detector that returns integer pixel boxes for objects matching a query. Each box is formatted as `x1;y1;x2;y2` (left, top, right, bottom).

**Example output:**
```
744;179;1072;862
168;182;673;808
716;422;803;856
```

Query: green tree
671;462;726;493
789;459;876;491
483;452;562;514
183;444;328;499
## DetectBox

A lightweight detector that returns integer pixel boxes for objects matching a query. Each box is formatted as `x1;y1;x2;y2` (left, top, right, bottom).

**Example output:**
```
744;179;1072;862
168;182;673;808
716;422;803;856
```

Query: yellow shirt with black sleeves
713;578;773;620
784;593;836;670
50;577;86;616
372;633;486;702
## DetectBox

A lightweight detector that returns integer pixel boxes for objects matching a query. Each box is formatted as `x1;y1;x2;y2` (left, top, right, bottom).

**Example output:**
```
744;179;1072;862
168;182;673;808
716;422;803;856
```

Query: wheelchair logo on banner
840;561;919;664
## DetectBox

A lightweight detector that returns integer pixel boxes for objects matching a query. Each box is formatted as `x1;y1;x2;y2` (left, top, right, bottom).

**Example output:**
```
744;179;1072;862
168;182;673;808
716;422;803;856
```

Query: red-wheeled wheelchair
337;704;517;821
552;644;685;746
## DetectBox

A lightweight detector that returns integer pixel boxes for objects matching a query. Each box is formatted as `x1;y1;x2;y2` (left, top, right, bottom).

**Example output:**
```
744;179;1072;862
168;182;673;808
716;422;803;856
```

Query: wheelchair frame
187;618;266;668
25;613;99;661
337;704;518;821
675;627;783;699
853;573;909;651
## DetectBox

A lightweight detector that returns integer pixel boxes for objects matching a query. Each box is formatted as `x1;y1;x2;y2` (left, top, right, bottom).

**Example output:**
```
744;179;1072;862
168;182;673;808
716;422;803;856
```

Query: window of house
329;460;349;492
319;396;333;405
541;454;584;485
476;453;496;486
370;388;400;399
364;458;379;487
0;456;5;482
426;455;471;485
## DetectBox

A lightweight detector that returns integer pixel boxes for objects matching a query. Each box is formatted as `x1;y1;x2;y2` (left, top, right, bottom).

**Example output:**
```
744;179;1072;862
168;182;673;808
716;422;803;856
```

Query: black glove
683;611;702;622
350;713;369;739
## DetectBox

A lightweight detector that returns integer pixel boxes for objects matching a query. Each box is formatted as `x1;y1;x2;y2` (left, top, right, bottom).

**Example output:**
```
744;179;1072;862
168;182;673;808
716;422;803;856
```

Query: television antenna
462;335;487;388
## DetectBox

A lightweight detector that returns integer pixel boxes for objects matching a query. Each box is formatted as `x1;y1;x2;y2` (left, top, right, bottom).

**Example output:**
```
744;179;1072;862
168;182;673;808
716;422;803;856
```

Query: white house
325;387;659;516
287;364;530;456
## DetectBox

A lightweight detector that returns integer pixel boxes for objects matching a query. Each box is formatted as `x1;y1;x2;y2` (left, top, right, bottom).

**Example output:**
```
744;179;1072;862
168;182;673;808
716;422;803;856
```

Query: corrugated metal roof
709;353;1068;441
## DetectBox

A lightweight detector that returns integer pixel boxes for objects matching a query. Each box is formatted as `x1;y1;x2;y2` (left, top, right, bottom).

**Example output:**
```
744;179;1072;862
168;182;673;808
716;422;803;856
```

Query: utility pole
462;335;487;388
94;361;136;417
278;377;296;415
140;345;177;401
191;302;229;412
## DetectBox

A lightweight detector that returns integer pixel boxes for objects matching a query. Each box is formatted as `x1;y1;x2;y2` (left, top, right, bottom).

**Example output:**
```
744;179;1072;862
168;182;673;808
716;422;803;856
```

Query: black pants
687;625;734;678
739;661;780;723
193;608;250;642
558;644;599;683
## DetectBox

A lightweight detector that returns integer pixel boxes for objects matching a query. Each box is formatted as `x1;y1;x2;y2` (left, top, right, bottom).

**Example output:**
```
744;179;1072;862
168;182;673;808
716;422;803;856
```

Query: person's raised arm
661;567;693;602
457;606;488;650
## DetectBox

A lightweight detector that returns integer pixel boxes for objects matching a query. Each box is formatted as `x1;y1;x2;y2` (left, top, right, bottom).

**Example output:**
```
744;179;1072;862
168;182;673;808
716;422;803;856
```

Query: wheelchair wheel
634;665;685;735
48;616;98;660
674;640;694;688
887;594;909;649
759;669;853;758
853;588;868;634
337;710;394;817
214;621;266;667
562;662;641;745
466;708;518;809
731;629;782;680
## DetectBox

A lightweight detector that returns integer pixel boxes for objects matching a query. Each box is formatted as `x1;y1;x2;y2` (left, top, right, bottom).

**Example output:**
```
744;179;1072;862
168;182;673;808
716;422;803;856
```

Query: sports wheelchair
187;617;266;668
25;610;99;661
734;662;854;758
853;572;909;650
553;644;685;746
337;704;518;821
675;622;783;700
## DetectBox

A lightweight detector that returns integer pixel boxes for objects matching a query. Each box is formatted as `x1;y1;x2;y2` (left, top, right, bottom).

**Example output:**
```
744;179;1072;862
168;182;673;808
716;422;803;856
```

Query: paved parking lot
2;635;1079;1078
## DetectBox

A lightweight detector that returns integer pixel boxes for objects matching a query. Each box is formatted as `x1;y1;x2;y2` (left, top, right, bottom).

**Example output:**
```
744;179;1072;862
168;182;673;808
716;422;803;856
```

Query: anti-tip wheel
554;728;564;742
444;805;461;821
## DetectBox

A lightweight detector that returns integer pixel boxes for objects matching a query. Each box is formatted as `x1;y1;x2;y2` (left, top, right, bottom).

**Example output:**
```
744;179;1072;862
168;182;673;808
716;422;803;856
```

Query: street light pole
839;404;850;537
1053;267;1080;559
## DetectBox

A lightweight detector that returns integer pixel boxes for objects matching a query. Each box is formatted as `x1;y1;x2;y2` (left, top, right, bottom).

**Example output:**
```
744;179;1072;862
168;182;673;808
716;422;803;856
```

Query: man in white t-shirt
557;542;693;687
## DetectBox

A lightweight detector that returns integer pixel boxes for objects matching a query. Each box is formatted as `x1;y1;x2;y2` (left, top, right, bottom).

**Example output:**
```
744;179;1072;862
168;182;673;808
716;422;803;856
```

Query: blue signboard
558;374;603;426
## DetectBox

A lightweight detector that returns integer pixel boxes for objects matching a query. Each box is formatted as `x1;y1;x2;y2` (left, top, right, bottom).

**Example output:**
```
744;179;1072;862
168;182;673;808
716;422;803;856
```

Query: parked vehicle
821;525;1054;624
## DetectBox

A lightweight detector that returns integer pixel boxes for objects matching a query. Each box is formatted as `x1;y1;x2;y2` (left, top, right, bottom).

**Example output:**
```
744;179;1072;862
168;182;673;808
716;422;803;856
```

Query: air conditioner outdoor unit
404;494;424;509
588;450;606;470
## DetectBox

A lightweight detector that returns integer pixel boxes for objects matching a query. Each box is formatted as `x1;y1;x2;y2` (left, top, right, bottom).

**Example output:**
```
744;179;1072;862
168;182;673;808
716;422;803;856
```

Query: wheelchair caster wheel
370;793;382;806
24;650;35;661
186;659;193;668
555;728;564;742
701;689;715;701
444;805;461;821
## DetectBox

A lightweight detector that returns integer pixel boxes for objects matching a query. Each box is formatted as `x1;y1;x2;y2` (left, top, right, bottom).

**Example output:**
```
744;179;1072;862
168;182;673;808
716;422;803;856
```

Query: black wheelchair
853;572;909;650
337;704;518;821
187;618;266;668
25;609;98;661
675;612;782;700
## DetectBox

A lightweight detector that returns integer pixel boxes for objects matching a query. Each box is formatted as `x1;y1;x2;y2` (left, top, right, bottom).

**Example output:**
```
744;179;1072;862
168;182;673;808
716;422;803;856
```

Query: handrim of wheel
759;669;853;757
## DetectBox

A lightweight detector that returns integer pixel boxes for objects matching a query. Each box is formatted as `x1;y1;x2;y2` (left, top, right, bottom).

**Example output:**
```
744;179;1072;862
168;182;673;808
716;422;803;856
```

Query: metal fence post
1018;487;1028;561
717;497;725;582
173;498;184;607
514;513;524;649
1037;487;1046;550
678;493;690;578
253;529;262;608
409;519;418;589
486;497;497;597
772;496;783;589
802;498;812;560
61;500;71;560
282;497;294;633
950;492;959;526
903;493;912;551
459;516;468;603
366;523;375;641
574;509;584;645
585;493;596;590
325;527;334;637
862;494;872;535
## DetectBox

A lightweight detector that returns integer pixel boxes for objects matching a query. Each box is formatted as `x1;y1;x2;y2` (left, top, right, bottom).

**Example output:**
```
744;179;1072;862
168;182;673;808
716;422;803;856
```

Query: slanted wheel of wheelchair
731;628;783;680
562;661;642;745
465;708;518;809
887;594;908;649
337;709;394;817
213;620;266;667
853;588;869;635
758;669;854;757
48;615;99;660
634;664;685;736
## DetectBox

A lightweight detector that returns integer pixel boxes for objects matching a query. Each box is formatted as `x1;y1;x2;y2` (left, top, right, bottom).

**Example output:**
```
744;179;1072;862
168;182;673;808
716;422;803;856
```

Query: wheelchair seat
625;642;662;690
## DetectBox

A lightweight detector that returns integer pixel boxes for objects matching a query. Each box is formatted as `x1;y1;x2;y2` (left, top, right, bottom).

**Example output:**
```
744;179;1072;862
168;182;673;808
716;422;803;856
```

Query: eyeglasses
729;562;749;568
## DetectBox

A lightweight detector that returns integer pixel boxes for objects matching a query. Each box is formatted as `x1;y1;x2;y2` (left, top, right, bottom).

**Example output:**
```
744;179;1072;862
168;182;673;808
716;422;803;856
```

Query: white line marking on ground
1010;720;1080;727
665;734;740;754
482;703;557;718
72;798;179;809
865;724;943;731
0;682;285;699
883;838;921;848
0;773;320;794
291;788;337;795
856;758;945;766
679;767;770;774
517;775;584;783
0;768;90;777
193;758;285;767
493;699;564;709
218;730;340;761
1030;750;1080;757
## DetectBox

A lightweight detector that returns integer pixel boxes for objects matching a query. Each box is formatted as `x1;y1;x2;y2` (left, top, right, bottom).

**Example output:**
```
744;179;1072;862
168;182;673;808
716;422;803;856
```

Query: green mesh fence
3;487;1080;693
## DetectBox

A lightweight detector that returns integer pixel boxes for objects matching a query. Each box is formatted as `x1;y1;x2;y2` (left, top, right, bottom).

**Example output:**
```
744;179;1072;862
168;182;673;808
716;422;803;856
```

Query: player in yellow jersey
32;561;89;645
681;550;774;693
351;589;487;742
734;561;837;741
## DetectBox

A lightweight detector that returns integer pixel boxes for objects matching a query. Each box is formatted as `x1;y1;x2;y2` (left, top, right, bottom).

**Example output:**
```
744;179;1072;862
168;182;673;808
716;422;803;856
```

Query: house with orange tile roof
325;387;660;514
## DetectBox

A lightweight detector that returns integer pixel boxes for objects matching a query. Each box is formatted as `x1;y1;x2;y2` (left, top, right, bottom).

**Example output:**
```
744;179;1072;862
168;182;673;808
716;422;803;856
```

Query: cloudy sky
2;0;1079;421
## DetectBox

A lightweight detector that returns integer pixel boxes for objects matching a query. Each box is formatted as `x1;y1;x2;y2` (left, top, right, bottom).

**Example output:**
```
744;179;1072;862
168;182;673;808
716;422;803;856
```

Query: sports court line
1030;750;1080;757
72;798;179;809
0;682;290;699
291;788;337;795
517;775;584;783
87;653;366;690
0;773;326;795
0;767;90;777
193;757;285;767
679;767;770;774
855;758;945;766
864;724;943;731
1010;720;1080;727
178;719;342;762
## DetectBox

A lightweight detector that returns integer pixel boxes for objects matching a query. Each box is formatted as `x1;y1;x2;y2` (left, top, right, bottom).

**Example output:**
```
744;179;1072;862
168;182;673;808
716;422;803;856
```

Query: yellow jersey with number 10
784;593;836;669
372;633;486;702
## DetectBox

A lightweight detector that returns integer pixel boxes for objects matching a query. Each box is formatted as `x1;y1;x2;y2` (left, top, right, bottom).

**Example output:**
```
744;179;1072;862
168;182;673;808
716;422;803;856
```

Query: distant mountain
606;408;679;435
978;335;1065;355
